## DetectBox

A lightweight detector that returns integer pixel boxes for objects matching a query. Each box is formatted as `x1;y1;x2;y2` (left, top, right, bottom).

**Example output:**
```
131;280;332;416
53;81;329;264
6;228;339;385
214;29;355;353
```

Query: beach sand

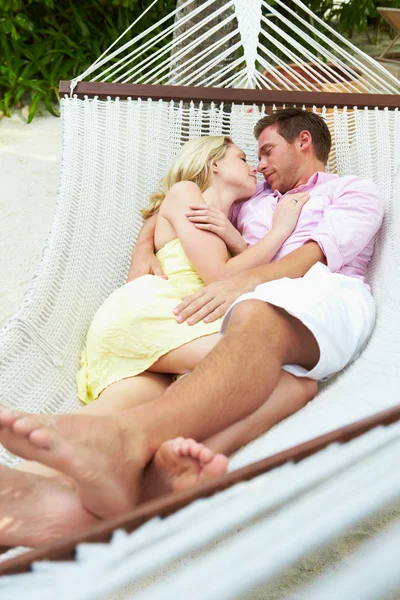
1;109;399;598
0;111;61;329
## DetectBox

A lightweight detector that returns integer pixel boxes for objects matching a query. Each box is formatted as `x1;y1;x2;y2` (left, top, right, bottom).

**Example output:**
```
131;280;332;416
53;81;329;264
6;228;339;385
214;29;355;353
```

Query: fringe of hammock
1;402;399;577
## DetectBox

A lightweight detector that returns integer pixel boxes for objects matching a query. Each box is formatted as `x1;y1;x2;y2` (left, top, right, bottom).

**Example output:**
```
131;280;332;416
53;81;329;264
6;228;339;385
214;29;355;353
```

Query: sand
0;111;62;329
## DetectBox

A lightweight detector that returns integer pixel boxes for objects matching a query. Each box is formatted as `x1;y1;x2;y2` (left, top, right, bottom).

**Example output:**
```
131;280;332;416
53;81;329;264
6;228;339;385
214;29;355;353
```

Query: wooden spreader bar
59;81;400;109
1;403;399;576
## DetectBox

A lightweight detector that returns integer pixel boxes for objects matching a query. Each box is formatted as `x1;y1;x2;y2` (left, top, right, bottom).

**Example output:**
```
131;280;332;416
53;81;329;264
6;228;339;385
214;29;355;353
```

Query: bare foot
0;464;97;547
141;437;228;501
0;409;150;519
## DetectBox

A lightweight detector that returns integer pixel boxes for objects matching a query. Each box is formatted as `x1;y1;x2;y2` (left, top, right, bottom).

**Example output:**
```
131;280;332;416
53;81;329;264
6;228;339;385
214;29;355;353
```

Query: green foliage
331;0;400;37
0;0;175;121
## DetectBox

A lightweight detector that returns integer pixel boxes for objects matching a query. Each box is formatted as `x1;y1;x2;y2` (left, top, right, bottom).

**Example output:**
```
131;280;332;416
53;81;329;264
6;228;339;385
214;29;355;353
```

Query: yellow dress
77;238;222;403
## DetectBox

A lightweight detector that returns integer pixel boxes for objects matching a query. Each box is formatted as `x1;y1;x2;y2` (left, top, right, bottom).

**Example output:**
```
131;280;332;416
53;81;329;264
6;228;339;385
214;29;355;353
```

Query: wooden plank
58;81;400;109
377;8;400;32
1;403;399;576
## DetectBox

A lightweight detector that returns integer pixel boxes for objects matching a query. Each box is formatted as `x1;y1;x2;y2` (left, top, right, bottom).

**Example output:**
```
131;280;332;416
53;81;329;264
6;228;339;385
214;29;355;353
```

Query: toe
201;454;228;480
12;417;41;437
171;438;184;454
198;446;214;464
29;428;52;450
0;410;21;427
180;440;192;456
187;442;202;459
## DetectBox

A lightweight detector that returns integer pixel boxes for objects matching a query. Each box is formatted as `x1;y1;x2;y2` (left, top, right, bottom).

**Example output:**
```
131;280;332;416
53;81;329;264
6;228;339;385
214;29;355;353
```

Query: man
0;109;383;546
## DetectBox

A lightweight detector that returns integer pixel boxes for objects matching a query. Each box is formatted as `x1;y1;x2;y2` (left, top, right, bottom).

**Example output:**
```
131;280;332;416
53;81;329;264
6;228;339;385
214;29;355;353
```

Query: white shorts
221;262;376;381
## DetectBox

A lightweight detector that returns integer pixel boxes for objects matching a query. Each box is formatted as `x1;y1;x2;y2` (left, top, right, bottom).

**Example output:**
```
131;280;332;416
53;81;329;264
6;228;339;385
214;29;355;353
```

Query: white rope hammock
1;0;400;594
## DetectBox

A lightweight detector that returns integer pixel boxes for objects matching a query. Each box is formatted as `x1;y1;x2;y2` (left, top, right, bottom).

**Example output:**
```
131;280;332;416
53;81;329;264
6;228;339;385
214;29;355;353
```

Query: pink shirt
229;172;383;283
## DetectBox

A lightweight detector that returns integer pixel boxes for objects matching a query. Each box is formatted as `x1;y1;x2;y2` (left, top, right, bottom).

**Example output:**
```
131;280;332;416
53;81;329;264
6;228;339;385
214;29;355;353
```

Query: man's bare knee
226;299;273;332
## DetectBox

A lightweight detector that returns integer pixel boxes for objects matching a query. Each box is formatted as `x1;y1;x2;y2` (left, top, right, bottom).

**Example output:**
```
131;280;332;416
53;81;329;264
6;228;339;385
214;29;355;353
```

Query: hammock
0;0;400;593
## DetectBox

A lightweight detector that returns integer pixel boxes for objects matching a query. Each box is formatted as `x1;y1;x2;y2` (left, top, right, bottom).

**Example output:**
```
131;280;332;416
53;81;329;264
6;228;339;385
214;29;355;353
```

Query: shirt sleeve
309;176;384;272
228;200;244;228
229;182;269;229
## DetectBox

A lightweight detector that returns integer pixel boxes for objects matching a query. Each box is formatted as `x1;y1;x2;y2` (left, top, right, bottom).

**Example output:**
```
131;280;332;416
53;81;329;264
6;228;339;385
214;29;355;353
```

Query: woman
15;136;316;492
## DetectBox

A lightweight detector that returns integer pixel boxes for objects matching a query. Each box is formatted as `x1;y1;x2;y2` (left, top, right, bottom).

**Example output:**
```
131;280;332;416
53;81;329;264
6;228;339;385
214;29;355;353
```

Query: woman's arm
219;192;309;278
161;181;308;285
186;204;247;256
127;214;166;282
160;182;230;285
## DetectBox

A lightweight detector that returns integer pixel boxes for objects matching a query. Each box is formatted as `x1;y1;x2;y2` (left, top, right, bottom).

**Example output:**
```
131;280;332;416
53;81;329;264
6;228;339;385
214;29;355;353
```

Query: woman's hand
186;204;247;255
127;242;166;282
272;191;310;238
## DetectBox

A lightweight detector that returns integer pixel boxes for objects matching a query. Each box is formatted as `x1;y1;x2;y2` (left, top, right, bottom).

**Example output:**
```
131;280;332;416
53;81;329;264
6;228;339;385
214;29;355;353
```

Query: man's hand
127;214;166;282
186;204;247;255
174;272;255;325
127;242;166;281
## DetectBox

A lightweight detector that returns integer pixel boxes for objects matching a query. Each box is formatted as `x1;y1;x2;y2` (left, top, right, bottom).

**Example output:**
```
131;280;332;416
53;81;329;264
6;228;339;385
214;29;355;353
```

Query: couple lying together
0;108;383;548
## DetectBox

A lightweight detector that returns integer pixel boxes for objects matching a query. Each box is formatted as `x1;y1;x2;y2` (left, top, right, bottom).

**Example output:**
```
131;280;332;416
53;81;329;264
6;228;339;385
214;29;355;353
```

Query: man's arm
243;240;326;287
174;241;325;325
127;214;166;282
175;175;383;325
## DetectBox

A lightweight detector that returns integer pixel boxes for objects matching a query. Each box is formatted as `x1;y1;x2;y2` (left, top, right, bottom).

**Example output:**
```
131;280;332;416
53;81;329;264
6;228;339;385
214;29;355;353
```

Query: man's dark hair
254;108;332;164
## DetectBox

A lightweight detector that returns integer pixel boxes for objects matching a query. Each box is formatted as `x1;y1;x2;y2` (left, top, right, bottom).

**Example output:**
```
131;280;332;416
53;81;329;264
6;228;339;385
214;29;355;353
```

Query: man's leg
0;300;320;517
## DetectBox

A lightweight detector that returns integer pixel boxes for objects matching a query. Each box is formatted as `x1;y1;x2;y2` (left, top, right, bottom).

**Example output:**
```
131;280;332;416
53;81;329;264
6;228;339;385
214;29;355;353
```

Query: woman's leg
202;371;317;456
15;372;172;478
148;334;221;374
78;372;173;415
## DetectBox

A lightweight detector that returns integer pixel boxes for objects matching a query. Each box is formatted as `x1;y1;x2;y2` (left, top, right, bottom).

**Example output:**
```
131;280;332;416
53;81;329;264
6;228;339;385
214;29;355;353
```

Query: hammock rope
66;0;400;94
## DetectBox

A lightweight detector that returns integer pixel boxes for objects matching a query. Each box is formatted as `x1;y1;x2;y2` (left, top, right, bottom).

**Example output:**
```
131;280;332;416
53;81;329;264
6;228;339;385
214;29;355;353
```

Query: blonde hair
142;135;233;219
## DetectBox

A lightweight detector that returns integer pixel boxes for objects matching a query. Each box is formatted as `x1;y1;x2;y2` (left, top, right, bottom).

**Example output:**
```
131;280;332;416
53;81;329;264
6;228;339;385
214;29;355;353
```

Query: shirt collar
273;171;338;199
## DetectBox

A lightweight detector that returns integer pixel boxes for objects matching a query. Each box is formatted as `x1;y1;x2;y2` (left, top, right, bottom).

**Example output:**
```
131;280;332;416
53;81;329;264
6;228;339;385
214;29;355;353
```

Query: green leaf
18;78;45;92
14;86;27;103
15;14;35;32
27;91;42;123
70;2;90;37
10;24;19;40
44;89;59;116
2;91;12;117
49;54;64;80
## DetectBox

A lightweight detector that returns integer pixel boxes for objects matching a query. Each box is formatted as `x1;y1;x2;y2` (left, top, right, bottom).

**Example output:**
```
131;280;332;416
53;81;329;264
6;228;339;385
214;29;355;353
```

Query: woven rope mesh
0;99;399;468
